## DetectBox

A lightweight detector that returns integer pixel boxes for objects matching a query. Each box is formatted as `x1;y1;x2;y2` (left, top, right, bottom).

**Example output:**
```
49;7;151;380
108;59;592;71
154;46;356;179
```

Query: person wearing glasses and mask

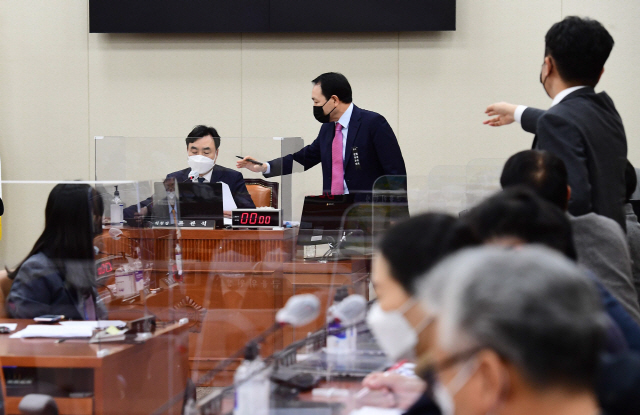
415;246;607;415
360;213;478;411
237;72;406;201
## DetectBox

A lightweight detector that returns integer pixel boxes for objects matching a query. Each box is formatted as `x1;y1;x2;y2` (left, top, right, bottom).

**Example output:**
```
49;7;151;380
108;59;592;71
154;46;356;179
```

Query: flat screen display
90;0;456;33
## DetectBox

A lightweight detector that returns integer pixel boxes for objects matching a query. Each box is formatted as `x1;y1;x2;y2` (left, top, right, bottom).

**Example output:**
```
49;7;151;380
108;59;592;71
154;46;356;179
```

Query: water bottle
132;248;144;292
110;186;124;227
326;287;349;354
174;243;183;283
234;343;271;415
114;263;135;297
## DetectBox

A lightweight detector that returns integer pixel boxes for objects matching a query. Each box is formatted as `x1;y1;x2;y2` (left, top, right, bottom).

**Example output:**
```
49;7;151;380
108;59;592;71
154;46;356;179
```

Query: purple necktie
331;123;344;195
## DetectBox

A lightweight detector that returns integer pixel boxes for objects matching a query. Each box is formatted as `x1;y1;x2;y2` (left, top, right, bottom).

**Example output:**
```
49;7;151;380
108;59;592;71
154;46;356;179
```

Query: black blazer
167;165;256;209
521;87;628;229
265;105;407;201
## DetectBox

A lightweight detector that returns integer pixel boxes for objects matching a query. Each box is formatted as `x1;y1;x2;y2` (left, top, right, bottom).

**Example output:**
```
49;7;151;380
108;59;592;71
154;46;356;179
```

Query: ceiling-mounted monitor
89;0;456;33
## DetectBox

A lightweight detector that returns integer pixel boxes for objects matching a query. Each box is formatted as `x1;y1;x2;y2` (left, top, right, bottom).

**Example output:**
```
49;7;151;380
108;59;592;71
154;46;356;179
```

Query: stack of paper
59;320;125;330
10;325;94;339
349;408;403;415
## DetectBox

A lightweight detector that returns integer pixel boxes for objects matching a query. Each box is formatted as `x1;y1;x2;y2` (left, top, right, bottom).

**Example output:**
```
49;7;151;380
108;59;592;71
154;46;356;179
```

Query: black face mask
540;61;551;98
313;98;336;123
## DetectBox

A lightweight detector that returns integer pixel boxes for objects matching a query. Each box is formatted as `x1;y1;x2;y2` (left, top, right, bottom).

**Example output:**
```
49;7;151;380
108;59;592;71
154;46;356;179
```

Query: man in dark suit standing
237;73;406;201
483;17;627;230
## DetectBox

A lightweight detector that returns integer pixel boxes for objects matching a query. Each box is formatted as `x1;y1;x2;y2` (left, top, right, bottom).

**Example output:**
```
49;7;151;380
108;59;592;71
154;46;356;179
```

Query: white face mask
434;359;479;415
187;154;216;175
166;191;176;204
366;300;433;362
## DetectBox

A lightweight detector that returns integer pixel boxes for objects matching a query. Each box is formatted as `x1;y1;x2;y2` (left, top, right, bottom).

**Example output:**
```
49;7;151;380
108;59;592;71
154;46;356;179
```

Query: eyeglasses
416;345;484;387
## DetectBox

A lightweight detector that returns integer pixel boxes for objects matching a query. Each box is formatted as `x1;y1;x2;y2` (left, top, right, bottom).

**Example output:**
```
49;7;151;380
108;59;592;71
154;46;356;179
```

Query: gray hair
416;245;607;389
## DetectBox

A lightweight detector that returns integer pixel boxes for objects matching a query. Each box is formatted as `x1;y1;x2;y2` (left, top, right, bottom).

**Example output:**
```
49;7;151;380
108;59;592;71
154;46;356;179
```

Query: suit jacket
7;252;107;320
521;87;628;229
167;165;256;209
265;105;407;201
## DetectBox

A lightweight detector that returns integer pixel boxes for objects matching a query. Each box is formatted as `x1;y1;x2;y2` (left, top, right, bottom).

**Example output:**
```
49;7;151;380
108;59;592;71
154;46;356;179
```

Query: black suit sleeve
264;131;324;178
536;112;592;215
370;115;406;177
521;107;546;134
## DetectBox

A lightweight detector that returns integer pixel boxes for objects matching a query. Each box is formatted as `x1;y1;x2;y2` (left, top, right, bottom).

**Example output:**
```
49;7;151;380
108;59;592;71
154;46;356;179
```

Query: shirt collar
551;86;587;107
192;166;215;183
337;103;354;129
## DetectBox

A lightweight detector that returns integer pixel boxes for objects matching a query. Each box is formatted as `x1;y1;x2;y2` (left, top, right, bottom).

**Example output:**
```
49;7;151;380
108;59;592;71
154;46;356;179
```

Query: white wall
1;0;639;267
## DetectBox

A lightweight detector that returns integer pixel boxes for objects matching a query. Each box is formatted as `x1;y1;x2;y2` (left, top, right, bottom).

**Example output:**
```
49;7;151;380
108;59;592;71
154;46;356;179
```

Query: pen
236;155;263;165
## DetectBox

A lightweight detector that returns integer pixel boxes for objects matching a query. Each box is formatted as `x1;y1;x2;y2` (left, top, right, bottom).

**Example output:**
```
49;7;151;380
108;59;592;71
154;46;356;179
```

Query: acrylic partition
0;180;193;414
0;156;506;413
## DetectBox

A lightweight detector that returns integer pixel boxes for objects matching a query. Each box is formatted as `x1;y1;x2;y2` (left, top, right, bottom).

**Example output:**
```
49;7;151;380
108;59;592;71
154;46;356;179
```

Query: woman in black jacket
6;183;106;320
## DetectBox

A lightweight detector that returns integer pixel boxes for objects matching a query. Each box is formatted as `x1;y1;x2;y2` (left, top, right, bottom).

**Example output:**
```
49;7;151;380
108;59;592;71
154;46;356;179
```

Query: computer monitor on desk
152;182;224;229
297;194;369;260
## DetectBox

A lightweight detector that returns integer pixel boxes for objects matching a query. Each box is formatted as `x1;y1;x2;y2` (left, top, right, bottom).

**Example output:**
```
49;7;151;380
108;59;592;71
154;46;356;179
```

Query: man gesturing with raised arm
484;16;627;230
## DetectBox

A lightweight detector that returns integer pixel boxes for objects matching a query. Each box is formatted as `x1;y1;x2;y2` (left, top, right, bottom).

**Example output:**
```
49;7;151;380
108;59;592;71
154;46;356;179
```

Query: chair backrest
244;179;279;208
0;270;11;318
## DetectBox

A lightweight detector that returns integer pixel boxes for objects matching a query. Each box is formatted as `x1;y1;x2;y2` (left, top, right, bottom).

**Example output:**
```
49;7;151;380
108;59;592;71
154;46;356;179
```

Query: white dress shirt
514;86;588;123
191;168;214;183
265;103;355;194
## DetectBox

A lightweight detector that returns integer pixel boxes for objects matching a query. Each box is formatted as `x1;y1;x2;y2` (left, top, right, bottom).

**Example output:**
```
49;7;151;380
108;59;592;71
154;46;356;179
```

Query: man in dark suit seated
126;125;255;223
236;72;407;202
483;16;627;230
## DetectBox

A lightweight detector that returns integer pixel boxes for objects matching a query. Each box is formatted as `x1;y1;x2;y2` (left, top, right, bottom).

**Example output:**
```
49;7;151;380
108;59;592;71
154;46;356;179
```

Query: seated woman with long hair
6;183;107;320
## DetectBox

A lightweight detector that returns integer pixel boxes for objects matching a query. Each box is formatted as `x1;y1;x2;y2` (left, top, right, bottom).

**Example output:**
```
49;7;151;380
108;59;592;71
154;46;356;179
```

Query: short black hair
186;125;220;149
378;213;479;295
462;187;577;261
625;160;637;202
500;150;569;210
312;72;353;104
545;16;614;87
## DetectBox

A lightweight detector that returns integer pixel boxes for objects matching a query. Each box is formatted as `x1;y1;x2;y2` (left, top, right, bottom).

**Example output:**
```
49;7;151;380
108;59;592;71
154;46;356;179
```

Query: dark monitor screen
178;182;223;228
89;0;456;33
150;181;223;228
297;194;357;246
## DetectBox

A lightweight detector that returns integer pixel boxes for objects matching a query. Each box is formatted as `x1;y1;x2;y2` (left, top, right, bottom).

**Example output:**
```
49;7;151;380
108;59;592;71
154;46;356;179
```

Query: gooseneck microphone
187;170;199;182
195;294;321;387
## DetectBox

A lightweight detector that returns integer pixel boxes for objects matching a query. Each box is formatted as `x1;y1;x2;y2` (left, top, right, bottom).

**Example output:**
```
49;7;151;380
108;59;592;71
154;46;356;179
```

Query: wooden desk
99;228;296;265
97;228;370;386
0;320;189;415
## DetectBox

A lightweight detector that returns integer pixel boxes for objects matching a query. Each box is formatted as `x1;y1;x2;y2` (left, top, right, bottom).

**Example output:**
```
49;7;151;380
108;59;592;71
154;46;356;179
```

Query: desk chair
244;179;278;208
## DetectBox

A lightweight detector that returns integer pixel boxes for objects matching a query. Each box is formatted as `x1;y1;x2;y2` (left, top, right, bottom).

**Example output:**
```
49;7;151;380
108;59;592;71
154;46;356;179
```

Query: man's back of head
500;150;569;210
545;16;614;87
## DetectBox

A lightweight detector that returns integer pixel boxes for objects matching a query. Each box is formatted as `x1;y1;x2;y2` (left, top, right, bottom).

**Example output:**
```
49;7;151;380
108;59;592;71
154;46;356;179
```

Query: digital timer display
97;261;114;276
232;209;281;228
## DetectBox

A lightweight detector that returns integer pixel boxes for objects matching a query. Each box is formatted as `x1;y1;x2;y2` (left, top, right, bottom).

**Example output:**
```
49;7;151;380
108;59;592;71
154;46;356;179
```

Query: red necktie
331;123;344;195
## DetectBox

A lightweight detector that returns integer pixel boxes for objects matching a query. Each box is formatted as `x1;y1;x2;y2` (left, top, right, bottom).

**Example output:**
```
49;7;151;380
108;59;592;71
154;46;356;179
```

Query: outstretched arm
483;102;518;127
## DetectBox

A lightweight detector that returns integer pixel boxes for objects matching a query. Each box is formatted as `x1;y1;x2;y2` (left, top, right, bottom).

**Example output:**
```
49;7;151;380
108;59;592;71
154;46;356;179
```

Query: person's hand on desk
483;102;518;126
236;156;267;173
358;371;426;410
134;206;149;224
224;210;232;219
